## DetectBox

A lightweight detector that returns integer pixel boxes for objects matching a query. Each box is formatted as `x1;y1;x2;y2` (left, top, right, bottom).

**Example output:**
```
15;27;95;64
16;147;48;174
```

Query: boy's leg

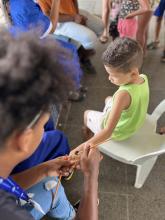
25;177;75;220
83;110;94;140
84;110;104;135
12;130;70;174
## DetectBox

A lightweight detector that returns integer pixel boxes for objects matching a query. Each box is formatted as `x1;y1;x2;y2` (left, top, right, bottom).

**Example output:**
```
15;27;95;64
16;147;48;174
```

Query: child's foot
99;35;109;44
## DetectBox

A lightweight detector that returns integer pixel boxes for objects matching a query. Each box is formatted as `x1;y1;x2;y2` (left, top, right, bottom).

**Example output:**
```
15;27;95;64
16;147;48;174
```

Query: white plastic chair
98;100;165;188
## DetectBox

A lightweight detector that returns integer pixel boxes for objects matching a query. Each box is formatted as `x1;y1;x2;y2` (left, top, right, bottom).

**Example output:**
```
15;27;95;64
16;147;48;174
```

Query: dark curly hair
102;37;143;73
0;30;74;146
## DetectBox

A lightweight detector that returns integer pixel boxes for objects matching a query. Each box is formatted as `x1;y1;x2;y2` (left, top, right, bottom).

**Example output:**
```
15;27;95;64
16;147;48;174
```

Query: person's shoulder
0;189;33;220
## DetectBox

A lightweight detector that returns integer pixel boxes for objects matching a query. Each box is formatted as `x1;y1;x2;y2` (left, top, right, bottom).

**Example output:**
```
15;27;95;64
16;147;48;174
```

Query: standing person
118;0;151;39
0;30;102;220
99;0;111;43
136;0;152;52
70;38;149;154
147;0;165;50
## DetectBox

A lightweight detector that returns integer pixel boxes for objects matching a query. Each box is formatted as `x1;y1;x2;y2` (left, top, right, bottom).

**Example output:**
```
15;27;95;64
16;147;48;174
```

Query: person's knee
84;110;90;125
105;96;112;104
81;31;97;49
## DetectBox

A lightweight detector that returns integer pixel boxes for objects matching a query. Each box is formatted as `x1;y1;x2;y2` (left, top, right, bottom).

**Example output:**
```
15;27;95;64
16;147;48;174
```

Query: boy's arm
70;91;131;156
86;91;131;146
126;0;151;19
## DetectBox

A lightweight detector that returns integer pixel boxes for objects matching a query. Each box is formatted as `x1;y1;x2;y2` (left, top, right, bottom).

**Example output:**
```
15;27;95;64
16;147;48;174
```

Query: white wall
78;0;102;16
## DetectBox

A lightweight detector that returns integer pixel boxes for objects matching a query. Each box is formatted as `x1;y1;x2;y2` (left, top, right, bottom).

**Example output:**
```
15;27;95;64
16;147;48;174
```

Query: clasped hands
44;142;102;179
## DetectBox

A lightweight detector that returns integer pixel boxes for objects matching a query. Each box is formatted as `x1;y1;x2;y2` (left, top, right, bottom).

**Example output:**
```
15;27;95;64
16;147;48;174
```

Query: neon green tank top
102;74;149;141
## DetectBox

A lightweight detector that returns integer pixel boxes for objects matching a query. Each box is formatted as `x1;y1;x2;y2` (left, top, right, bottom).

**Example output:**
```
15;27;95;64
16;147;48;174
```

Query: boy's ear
131;67;139;76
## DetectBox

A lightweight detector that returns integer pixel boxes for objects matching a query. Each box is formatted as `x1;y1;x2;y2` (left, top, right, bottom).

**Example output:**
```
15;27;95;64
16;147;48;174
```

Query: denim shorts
24;177;75;220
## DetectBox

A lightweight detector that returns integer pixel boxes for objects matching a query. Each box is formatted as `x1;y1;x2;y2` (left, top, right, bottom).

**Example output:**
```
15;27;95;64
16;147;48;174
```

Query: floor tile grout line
126;195;130;220
99;191;132;197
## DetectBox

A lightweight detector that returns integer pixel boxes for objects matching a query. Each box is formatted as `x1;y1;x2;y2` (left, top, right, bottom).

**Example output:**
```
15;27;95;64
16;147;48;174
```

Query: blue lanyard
0;176;45;215
0;177;29;201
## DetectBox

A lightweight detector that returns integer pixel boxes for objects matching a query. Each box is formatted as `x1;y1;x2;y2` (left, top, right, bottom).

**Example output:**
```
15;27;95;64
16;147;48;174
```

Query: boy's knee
105;96;112;104
84;110;90;125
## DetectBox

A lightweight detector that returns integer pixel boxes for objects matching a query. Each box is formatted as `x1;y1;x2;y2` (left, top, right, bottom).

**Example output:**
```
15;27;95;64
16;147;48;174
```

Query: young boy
0;30;102;220
71;37;149;153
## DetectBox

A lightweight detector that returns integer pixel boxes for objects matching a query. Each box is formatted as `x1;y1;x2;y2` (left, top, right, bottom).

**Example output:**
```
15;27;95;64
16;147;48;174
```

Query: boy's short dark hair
102;37;143;73
0;30;74;146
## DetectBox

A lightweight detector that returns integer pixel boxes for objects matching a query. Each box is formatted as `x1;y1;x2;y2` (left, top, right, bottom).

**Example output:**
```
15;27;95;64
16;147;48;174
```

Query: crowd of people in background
0;0;164;220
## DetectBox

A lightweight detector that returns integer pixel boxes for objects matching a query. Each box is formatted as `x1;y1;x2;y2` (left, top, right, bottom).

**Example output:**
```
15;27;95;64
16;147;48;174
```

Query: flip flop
99;35;109;44
147;41;159;50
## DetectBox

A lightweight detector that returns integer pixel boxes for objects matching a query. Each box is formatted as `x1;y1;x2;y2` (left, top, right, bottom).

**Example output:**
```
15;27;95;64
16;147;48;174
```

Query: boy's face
20;112;50;160
104;66;133;86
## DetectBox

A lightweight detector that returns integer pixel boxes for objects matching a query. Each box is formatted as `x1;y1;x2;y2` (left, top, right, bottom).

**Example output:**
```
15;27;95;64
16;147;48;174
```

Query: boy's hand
44;156;74;177
69;143;86;157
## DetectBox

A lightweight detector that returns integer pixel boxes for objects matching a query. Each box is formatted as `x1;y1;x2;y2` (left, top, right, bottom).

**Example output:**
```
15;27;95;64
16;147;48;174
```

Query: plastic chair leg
134;156;158;188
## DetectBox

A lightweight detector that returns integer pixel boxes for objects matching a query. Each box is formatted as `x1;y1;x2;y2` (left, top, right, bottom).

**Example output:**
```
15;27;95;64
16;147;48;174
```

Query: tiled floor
55;33;165;220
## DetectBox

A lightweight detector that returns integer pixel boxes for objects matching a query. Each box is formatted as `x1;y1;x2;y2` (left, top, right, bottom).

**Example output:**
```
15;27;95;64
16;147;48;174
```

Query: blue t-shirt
9;0;50;36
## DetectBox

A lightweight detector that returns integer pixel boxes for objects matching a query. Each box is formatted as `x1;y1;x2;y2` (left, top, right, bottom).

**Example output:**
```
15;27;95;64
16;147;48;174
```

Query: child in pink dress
118;0;150;39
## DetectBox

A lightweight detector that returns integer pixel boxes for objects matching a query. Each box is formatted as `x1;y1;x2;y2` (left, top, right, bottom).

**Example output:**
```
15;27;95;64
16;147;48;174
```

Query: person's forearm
73;0;79;13
126;8;151;18
50;0;60;32
58;14;75;22
75;175;98;220
87;128;111;146
12;163;47;190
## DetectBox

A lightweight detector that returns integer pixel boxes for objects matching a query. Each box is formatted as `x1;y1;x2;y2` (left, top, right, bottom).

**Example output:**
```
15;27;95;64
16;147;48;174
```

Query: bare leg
155;16;163;42
99;0;110;43
83;110;94;141
136;11;152;53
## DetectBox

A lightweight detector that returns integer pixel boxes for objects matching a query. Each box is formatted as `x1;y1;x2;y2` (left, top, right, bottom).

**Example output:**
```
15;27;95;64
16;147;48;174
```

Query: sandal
99;35;109;44
68;90;86;102
147;41;159;50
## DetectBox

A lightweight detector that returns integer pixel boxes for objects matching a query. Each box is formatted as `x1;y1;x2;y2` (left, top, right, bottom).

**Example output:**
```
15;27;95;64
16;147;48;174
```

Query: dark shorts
154;0;165;17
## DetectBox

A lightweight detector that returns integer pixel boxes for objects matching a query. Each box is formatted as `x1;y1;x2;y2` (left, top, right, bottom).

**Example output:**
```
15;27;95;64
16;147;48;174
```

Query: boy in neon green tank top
71;37;149;155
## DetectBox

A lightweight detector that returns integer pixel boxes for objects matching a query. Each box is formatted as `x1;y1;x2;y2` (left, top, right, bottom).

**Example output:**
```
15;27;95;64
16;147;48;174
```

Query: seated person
71;37;149;154
0;30;102;220
6;0;86;100
38;0;103;51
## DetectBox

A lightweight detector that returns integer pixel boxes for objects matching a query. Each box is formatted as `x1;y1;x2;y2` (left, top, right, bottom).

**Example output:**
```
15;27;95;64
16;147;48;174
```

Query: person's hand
79;14;88;25
69;143;86;158
125;14;134;19
74;14;87;25
80;143;103;178
44;156;74;177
